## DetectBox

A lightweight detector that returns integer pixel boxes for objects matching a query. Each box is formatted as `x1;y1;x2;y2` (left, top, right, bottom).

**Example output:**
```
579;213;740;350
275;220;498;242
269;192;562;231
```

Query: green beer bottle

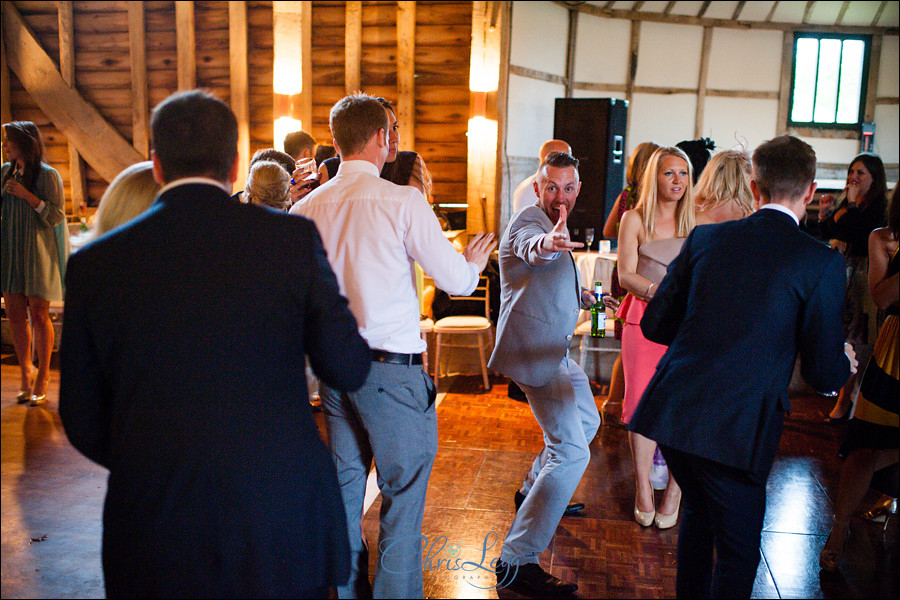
590;282;605;338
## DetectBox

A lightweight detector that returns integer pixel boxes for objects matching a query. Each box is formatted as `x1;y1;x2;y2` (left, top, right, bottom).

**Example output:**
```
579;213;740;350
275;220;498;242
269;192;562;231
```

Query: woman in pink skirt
616;146;696;529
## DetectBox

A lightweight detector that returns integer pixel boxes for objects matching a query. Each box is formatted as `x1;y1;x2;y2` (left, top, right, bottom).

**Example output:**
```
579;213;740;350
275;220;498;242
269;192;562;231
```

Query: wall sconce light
273;1;305;151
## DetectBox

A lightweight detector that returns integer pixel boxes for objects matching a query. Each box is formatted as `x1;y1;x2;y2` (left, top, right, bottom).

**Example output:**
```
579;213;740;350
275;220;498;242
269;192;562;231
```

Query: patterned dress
840;246;899;457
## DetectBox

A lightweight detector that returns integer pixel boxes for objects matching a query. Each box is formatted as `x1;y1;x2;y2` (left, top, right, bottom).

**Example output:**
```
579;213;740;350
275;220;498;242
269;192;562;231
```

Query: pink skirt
616;294;668;424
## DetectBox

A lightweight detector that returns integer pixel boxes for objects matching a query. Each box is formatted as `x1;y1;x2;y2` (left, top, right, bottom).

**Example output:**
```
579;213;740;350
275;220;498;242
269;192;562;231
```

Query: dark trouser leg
662;446;766;600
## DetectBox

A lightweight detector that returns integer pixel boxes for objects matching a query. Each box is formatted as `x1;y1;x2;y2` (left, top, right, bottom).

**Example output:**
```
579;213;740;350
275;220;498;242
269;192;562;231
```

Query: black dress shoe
514;490;585;516
495;560;577;596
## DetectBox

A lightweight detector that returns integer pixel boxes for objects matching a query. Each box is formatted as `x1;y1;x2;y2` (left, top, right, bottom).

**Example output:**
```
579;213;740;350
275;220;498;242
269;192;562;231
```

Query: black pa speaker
553;98;627;244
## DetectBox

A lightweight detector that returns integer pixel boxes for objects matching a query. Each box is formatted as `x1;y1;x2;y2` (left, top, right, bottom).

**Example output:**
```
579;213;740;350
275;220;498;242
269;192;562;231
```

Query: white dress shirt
512;173;539;213
291;160;479;353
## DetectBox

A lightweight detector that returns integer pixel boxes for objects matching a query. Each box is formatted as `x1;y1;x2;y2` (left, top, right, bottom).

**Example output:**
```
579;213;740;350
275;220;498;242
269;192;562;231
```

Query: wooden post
695;26;712;139
565;8;578;98
176;1;196;91
128;2;150;158
864;35;883;124
495;0;512;235
776;30;793;135
397;1;416;153
59;1;87;214
345;1;362;94
626;20;640;142
230;0;250;192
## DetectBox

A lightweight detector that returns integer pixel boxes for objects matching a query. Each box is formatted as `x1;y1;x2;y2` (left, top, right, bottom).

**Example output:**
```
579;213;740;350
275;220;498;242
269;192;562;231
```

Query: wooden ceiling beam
1;2;143;181
550;0;898;35
664;1;678;16
765;2;780;23
871;1;888;27
732;1;747;21
835;1;850;25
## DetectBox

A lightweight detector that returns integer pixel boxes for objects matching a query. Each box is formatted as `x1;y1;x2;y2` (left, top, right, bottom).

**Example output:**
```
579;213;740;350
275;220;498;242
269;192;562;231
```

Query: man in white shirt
291;94;495;599
511;139;571;214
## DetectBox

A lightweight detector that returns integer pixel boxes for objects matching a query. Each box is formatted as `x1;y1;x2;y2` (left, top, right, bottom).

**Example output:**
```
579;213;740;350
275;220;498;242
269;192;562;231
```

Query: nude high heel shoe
654;495;681;529
634;506;655;527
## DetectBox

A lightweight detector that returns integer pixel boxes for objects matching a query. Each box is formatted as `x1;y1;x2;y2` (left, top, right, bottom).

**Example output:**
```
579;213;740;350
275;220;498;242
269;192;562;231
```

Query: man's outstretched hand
541;205;583;253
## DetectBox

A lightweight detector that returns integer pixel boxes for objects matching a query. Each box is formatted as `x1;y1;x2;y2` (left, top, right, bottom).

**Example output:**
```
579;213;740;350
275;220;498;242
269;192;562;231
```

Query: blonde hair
694;149;753;216
91;161;160;239
635;146;696;239
626;141;661;194
243;160;290;211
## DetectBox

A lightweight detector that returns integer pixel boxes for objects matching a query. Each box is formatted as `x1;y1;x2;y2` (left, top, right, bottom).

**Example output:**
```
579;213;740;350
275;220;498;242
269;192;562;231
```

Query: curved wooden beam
2;2;143;182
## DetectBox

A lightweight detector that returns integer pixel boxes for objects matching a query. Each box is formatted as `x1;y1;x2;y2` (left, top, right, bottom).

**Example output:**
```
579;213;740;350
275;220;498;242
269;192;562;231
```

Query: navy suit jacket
628;208;850;475
59;183;371;597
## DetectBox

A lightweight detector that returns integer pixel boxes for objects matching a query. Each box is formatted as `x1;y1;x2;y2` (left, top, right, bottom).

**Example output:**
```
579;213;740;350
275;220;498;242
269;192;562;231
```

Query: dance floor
1;353;897;599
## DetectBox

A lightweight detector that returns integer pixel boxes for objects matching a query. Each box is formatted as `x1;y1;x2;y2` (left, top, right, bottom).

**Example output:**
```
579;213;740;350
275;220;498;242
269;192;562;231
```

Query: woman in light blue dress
1;121;70;406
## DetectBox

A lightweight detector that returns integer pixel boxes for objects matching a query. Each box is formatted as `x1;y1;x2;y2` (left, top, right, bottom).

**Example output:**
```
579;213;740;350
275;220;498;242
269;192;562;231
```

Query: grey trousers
500;356;601;565
321;361;438;599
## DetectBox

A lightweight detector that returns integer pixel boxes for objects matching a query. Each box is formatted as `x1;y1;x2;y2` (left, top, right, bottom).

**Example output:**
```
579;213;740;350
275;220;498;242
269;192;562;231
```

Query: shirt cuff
34;201;46;214
535;234;561;260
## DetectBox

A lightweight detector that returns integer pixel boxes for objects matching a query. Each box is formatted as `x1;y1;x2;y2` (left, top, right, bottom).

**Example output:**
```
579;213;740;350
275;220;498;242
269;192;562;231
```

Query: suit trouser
660;446;768;599
321;362;438;599
500;356;601;565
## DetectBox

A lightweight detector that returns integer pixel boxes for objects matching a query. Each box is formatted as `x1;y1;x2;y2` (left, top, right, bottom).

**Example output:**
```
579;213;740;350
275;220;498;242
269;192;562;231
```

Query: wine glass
584;228;594;252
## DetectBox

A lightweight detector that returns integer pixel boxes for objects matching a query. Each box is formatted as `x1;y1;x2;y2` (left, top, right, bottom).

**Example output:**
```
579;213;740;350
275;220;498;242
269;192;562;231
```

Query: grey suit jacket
488;205;583;387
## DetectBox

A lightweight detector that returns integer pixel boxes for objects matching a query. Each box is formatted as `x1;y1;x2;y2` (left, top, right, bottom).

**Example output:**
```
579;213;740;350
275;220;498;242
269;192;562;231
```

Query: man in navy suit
629;135;857;598
59;90;372;598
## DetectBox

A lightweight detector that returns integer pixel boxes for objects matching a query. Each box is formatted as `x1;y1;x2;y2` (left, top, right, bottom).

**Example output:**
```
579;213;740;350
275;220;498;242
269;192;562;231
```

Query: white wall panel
506;74;566;157
510;1;568;76
702;97;779;153
628;93;698;150
796;135;862;165
708;29;783;92
873;104;899;164
574;15;630;84
877;36;899;97
634;22;703;89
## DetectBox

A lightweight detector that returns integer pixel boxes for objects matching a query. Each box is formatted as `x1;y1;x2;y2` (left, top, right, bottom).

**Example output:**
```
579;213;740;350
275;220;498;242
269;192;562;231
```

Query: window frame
787;32;872;131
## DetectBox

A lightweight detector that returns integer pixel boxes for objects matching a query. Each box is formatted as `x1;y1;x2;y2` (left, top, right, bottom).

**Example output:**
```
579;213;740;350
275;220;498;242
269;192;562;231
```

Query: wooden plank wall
4;0;472;212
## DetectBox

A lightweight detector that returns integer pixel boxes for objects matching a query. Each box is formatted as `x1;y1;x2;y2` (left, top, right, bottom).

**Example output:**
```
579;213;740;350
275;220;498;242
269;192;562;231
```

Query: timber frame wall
543;1;899;140
1;1;474;217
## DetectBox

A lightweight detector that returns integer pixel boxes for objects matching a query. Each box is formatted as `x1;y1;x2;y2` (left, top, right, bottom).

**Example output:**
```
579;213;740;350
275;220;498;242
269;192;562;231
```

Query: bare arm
602;194;622;239
868;228;900;310
617;209;655;299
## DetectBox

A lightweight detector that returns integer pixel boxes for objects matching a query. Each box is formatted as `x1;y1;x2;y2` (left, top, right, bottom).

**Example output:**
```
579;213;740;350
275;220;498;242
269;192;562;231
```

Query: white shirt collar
336;159;381;177
158;177;233;196
759;202;800;226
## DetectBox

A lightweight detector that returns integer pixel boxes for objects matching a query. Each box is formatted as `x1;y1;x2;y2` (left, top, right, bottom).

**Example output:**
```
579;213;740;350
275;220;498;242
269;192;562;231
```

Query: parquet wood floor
1;357;896;599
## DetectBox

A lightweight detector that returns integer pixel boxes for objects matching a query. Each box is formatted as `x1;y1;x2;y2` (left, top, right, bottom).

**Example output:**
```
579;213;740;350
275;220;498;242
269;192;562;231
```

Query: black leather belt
372;349;423;366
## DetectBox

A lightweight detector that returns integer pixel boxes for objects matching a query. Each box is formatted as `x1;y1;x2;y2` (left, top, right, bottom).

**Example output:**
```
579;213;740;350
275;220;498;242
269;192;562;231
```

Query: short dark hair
283;131;316;160
752;135;816;201
541;151;580;174
314;144;337;165
150;90;238;183
329;94;389;157
250;148;295;175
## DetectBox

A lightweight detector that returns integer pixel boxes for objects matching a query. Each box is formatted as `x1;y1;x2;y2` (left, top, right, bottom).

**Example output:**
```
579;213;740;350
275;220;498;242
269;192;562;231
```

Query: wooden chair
432;276;492;390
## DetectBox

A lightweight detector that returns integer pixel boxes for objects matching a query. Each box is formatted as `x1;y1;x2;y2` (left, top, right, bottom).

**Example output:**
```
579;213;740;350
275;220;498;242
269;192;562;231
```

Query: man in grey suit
490;151;603;596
